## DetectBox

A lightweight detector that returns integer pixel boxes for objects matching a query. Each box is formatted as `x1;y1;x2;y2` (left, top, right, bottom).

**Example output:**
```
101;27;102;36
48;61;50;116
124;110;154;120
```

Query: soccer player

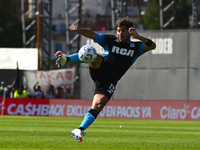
55;16;156;142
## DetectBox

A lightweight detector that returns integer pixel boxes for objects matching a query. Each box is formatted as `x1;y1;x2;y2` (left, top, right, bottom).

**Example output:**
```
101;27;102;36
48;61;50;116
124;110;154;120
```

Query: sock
78;109;99;131
68;53;82;63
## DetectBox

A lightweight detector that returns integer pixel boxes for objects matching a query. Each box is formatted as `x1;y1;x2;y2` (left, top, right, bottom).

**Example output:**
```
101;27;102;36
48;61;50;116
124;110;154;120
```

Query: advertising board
1;98;200;121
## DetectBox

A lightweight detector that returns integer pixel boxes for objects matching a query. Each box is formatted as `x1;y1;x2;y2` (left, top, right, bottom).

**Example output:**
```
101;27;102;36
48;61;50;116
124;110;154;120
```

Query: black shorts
89;59;117;100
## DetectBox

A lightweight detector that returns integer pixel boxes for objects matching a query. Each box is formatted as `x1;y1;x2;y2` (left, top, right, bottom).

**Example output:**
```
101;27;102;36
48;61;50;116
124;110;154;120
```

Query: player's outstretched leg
55;51;82;67
55;45;97;67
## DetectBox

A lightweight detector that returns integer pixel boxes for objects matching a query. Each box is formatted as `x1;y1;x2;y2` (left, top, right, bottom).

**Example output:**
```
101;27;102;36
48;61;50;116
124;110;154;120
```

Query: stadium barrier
1;98;200;121
80;30;200;100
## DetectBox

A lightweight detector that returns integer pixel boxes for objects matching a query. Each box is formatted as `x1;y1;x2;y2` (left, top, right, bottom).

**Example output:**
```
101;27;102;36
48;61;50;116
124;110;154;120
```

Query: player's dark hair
115;16;133;29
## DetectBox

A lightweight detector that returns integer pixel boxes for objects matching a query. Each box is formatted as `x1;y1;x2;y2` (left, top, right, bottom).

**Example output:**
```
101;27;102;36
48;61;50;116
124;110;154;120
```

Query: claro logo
160;104;200;120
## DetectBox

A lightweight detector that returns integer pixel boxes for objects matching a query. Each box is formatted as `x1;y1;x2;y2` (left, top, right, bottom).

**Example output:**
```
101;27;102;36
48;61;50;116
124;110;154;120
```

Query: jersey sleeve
94;32;110;56
138;42;147;57
131;42;148;65
94;32;107;47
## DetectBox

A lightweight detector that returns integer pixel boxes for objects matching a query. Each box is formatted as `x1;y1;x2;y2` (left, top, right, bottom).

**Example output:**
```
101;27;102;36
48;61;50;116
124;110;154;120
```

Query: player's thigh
90;55;103;69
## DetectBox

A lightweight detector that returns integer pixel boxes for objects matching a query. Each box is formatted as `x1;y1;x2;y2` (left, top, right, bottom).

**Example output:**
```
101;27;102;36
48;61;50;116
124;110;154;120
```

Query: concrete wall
80;30;200;100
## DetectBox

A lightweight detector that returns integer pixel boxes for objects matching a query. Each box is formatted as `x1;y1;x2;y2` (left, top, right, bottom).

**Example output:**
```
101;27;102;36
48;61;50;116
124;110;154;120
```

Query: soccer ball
78;45;97;63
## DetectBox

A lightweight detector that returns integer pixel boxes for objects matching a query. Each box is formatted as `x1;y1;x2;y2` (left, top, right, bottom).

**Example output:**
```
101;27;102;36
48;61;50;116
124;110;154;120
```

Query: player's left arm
129;27;156;51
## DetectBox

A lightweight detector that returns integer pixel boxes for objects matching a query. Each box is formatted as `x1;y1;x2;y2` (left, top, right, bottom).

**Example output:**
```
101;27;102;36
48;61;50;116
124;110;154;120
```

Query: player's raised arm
129;27;156;51
70;25;96;40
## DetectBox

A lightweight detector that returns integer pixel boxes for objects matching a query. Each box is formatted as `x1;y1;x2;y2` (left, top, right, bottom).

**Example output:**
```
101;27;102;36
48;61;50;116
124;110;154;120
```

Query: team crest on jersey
111;46;134;57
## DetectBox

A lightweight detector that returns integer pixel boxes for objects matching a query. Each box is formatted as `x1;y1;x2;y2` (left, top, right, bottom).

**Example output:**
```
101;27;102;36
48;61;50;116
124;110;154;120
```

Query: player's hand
55;51;67;67
129;27;139;39
70;25;79;32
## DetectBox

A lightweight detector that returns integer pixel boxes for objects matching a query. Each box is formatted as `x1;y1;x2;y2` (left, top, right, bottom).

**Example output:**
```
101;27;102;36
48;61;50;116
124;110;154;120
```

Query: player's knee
92;100;108;112
90;55;103;69
92;94;109;112
93;103;105;112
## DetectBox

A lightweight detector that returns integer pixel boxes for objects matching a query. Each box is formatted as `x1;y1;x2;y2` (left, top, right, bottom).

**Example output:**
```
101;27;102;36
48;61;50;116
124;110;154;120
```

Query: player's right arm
70;25;96;40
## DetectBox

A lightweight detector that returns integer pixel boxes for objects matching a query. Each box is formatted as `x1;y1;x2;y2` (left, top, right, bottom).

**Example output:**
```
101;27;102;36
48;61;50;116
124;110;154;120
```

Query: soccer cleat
71;129;85;142
55;51;67;67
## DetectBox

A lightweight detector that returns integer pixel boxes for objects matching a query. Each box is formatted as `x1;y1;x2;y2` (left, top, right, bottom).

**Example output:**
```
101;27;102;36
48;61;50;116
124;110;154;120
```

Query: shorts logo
107;83;115;94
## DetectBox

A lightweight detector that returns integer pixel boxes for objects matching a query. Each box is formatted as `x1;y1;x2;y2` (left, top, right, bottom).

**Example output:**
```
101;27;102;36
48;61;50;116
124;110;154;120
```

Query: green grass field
0;116;200;150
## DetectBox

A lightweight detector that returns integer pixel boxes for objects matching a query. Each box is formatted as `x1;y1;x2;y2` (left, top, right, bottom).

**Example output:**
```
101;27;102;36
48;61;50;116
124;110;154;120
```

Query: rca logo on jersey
111;46;134;57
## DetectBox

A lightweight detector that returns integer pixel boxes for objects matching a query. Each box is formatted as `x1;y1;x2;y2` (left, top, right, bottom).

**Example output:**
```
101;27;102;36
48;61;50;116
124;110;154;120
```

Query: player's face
117;26;130;43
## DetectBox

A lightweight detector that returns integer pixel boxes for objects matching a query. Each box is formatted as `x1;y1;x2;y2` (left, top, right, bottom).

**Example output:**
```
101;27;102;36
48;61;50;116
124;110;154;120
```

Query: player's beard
119;35;130;43
118;35;130;43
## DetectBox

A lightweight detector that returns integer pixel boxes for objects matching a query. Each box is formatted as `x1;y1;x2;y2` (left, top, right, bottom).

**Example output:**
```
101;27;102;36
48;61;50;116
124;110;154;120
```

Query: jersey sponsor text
111;46;134;57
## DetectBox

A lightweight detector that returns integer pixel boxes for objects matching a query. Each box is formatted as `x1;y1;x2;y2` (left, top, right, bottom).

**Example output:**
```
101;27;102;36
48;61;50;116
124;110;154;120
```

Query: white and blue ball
78;45;97;63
